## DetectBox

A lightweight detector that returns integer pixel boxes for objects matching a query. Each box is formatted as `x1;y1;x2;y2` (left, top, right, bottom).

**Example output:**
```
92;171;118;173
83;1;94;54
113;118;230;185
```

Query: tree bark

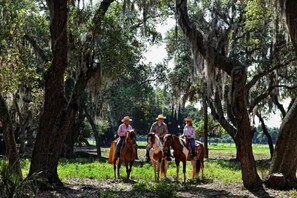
0;95;22;178
284;0;297;53
203;84;209;158
231;67;262;189
267;0;297;189
29;0;115;186
85;107;101;159
29;0;68;184
257;113;274;159
270;98;297;187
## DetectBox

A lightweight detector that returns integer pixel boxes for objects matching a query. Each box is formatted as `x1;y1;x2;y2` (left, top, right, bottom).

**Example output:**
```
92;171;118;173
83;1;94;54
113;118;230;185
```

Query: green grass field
17;143;271;185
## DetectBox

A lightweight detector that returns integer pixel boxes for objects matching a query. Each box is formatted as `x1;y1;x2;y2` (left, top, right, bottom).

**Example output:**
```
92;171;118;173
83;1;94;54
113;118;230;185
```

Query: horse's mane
127;130;136;139
165;134;184;150
154;134;163;150
148;132;163;150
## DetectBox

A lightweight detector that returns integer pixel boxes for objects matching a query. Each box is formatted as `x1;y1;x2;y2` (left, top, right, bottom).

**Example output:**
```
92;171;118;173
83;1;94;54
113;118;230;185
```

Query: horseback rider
183;117;196;156
146;114;171;162
114;116;138;160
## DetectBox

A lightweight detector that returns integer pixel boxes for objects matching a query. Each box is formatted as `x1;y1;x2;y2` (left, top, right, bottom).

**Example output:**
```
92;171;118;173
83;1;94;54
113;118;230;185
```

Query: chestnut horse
163;134;204;182
108;130;137;179
147;132;168;181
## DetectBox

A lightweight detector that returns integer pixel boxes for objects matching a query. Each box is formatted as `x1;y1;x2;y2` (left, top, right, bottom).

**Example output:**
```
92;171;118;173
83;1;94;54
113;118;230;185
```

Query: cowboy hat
156;114;166;120
121;116;132;122
184;117;193;123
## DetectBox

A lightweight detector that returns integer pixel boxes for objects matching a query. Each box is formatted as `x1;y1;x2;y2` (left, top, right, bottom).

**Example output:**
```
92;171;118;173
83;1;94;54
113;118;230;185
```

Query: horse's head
163;134;173;158
125;130;136;145
147;132;156;150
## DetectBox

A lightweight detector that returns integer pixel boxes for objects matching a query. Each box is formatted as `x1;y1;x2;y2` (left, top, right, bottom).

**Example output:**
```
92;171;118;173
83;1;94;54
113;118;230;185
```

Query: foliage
0;161;40;198
154;182;177;198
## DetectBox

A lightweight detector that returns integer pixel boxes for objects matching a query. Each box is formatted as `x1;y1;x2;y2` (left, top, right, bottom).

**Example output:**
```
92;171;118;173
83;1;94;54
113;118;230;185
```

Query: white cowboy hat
156;114;166;120
121;116;132;122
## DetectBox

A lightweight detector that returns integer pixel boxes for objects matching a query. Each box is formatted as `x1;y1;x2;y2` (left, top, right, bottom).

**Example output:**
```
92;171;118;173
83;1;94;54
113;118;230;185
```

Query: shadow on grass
38;177;276;198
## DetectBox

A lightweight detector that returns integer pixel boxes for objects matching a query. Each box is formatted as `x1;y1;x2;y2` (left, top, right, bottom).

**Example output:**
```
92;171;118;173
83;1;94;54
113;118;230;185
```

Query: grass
207;143;271;160
14;143;271;184
17;158;243;184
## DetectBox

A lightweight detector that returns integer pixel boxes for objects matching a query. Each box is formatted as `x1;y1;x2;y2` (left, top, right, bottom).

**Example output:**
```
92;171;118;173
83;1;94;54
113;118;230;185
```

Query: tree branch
271;94;286;118
207;95;236;138
249;84;297;113
246;58;296;92
23;35;49;63
176;0;235;75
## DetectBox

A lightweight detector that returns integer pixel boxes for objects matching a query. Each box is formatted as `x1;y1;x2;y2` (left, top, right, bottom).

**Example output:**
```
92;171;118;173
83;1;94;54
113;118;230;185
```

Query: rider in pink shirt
115;116;138;159
183;117;196;156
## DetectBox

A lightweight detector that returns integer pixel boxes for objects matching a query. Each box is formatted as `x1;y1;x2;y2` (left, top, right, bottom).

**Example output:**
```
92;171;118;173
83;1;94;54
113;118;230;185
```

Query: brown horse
108;130;137;180
147;132;168;182
163;134;204;182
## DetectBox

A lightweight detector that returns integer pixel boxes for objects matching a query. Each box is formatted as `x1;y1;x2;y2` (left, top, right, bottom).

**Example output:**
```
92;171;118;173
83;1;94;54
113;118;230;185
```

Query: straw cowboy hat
121;116;132;122
184;117;193;123
156;114;166;120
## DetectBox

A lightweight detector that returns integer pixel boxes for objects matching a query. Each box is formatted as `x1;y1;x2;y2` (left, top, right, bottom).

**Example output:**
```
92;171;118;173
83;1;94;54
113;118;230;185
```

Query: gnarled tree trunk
0;95;22;178
29;0;115;185
203;83;209;158
28;0;68;185
267;0;297;189
231;67;262;189
269;98;297;187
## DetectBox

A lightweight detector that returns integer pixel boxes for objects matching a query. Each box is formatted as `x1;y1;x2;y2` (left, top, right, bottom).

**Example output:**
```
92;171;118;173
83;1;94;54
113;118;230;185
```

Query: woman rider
183;117;196;156
114;116;138;159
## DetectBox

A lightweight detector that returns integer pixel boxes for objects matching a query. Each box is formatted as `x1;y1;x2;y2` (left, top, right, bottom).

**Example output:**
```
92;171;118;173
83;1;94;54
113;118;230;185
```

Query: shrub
0;161;43;198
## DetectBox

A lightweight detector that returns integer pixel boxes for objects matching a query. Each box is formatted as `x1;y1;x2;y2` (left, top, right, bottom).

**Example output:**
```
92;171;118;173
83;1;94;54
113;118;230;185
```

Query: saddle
180;138;194;155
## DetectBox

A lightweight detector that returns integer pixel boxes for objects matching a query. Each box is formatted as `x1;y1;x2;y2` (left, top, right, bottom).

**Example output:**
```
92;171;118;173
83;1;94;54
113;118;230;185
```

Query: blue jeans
188;138;195;154
116;136;125;154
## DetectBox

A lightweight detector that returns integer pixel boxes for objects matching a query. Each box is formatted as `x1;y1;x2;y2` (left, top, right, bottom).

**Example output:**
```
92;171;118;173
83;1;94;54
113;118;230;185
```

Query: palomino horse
163;134;204;183
108;130;137;180
147;132;168;182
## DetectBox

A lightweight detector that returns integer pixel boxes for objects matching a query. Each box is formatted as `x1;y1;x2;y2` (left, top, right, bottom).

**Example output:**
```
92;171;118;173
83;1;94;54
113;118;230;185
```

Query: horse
108;130;137;180
163;134;204;183
147;132;168;182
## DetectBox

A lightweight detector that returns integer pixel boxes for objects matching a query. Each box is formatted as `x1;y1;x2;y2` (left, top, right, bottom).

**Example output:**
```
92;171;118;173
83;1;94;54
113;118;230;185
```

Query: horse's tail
160;159;166;176
108;140;117;164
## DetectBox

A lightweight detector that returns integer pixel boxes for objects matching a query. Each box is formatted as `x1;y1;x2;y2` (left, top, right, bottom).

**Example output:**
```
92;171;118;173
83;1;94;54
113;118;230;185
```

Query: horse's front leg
153;161;157;182
125;161;129;180
175;160;180;182
182;160;186;183
118;159;122;178
128;161;133;180
157;161;160;182
114;161;117;178
191;160;196;179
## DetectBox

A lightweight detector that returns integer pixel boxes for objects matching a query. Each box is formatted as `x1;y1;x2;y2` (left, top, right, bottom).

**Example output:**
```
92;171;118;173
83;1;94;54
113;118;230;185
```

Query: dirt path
37;178;291;198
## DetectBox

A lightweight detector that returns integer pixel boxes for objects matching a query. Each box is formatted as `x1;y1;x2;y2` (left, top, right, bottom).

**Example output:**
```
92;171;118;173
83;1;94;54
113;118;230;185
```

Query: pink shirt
117;123;133;137
183;125;195;139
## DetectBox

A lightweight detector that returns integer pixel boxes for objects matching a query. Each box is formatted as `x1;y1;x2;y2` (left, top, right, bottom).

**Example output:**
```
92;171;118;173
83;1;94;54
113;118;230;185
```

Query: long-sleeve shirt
117;123;133;137
150;122;168;138
183;125;195;139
